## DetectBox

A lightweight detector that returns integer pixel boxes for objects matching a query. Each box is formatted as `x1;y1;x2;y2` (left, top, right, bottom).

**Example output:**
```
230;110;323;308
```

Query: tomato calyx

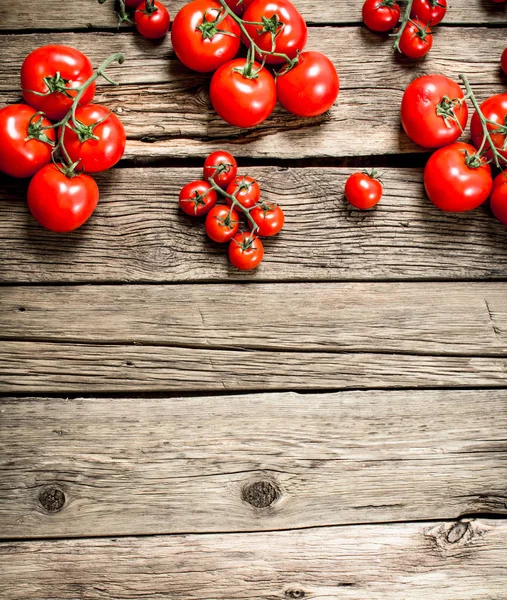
380;0;398;6
231;230;257;250
138;0;159;15
462;149;488;170
25;71;77;100
435;95;465;132
25;111;56;146
409;19;431;40
197;8;234;40
68;111;112;143
182;190;212;214
362;168;383;181
256;199;278;215
258;14;285;50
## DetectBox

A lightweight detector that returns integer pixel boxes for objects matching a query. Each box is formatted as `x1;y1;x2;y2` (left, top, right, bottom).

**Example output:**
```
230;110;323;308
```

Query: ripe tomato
224;0;244;15
229;232;264;270
470;94;507;164
490;172;507;226
0;104;55;178
345;171;383;210
27;164;99;232
171;0;241;73
502;48;507;76
242;0;307;65
203;150;238;188
276;51;339;117
134;0;170;39
424;142;492;212
398;20;432;58
124;0;141;6
60;104;126;173
226;175;261;210
410;0;447;25
362;0;401;32
21;45;95;122
250;202;285;236
205;205;240;242
210;59;276;128
401;75;468;148
179;180;217;216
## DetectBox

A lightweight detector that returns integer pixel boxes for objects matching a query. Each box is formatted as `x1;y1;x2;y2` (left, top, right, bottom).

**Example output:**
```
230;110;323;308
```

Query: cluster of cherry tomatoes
179;151;285;270
171;0;339;127
101;0;171;39
0;45;126;232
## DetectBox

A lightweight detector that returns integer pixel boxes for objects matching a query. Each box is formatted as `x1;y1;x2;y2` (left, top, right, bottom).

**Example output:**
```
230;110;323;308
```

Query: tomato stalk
207;176;260;233
98;0;132;25
392;0;415;53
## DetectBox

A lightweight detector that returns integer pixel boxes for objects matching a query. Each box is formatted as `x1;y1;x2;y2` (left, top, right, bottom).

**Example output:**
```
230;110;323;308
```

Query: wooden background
1;1;507;598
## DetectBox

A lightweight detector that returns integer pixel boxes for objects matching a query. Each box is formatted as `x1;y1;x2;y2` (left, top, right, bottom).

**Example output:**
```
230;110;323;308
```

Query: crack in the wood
484;299;502;340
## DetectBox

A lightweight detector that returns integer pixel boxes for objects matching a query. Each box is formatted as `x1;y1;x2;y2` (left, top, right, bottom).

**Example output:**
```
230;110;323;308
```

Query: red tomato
171;0;241;73
242;0;307;65
502;48;507;76
250;202;285;236
276;51;339;117
21;45;95;121
60;104;126;173
410;0;447;25
210;59;276;128
401;75;468;148
179;180;217;216
134;0;170;39
345;171;383;210
470;94;507;164
224;0;244;15
424;142;492;212
124;0;141;6
27;164;99;232
228;232;264;270
362;0;401;32
226;175;261;210
205;205;240;242
203;151;238;188
398;20;432;58
491;172;507;226
0;104;55;178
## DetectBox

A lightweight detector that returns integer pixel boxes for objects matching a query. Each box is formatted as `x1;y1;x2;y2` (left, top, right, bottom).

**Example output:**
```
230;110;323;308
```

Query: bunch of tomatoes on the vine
0;45;126;232
179;151;284;270
100;0;171;39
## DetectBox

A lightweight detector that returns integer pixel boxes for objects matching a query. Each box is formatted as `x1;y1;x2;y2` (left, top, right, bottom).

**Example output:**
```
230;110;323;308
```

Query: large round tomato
490;172;507;226
203;150;238;188
243;0;307;65
276;51;339;117
345;171;383;210
398;20;432;58
61;104;126;173
228;232;264;270
226;175;261;210
424;142;492;212
21;45;95;121
171;0;241;73
179;180;217;216
470;93;507;164
250;202;285;236
134;1;170;39
0;104;55;178
410;0;447;25
362;0;401;32
210;59;276;128
27;164;99;232
205;205;240;242
401;75;468;148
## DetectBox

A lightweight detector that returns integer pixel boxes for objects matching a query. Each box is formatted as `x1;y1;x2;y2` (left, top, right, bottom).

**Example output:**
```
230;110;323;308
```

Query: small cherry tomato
226;175;261;210
203;151;238;188
250;202;285;236
490;172;507;226
228;232;264;270
205;205;240;243
398;20;432;59
362;0;401;32
179;180;217;216
410;0;447;25
345;171;383;210
134;0;170;39
502;48;507;76
470;93;507;164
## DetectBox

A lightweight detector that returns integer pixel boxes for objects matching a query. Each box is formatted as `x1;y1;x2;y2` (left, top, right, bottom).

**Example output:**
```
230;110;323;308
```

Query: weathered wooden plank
1;519;506;599
0;391;506;538
1;167;507;283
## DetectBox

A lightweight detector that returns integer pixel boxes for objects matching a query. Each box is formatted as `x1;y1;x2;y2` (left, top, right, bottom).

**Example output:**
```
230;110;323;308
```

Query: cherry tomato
276;51;339;117
171;0;241;73
410;0;447;25
401;75;468;148
60;104;126;173
250;202;285;236
398;20;432;59
470;94;507;164
21;45;95;121
179;180;217;216
27;164;99;232
424;142;492;212
490;172;507;226
502;48;507;76
205;205;240;242
362;0;401;32
0;104;55;178
226;175;261;210
228;232;264;270
210;59;276;128
134;0;170;39
243;0;307;65
345;171;383;210
203;151;238;188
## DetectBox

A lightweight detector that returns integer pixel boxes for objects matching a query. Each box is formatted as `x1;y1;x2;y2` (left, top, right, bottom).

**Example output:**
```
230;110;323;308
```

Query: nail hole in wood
39;487;65;513
125;361;134;367
18;307;26;313
285;589;305;599
242;480;280;508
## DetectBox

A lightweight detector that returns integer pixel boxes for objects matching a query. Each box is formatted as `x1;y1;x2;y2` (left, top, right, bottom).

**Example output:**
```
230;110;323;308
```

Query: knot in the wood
446;520;469;544
242;480;280;509
285;589;305;599
39;486;65;513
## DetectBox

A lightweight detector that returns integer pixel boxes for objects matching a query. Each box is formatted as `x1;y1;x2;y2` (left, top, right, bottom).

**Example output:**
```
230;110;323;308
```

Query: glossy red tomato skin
27;164;99;232
502;48;507;75
345;173;383;210
21;45;95;121
0;104;55;178
276;51;339;117
243;0;308;65
171;0;241;73
250;203;285;236
61;104;126;173
470;94;507;163
226;176;261;210
362;0;401;32
410;0;447;25
490;172;507;226
424;142;493;212
134;1;170;38
398;20;432;58
179;180;217;216
205;205;240;242
210;59;276;128
401;75;468;148
228;233;264;270
203;151;238;188
224;0;244;15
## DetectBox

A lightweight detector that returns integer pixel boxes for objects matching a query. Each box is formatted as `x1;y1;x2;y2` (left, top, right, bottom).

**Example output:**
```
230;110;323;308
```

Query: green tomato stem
392;0;414;54
207;176;260;233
